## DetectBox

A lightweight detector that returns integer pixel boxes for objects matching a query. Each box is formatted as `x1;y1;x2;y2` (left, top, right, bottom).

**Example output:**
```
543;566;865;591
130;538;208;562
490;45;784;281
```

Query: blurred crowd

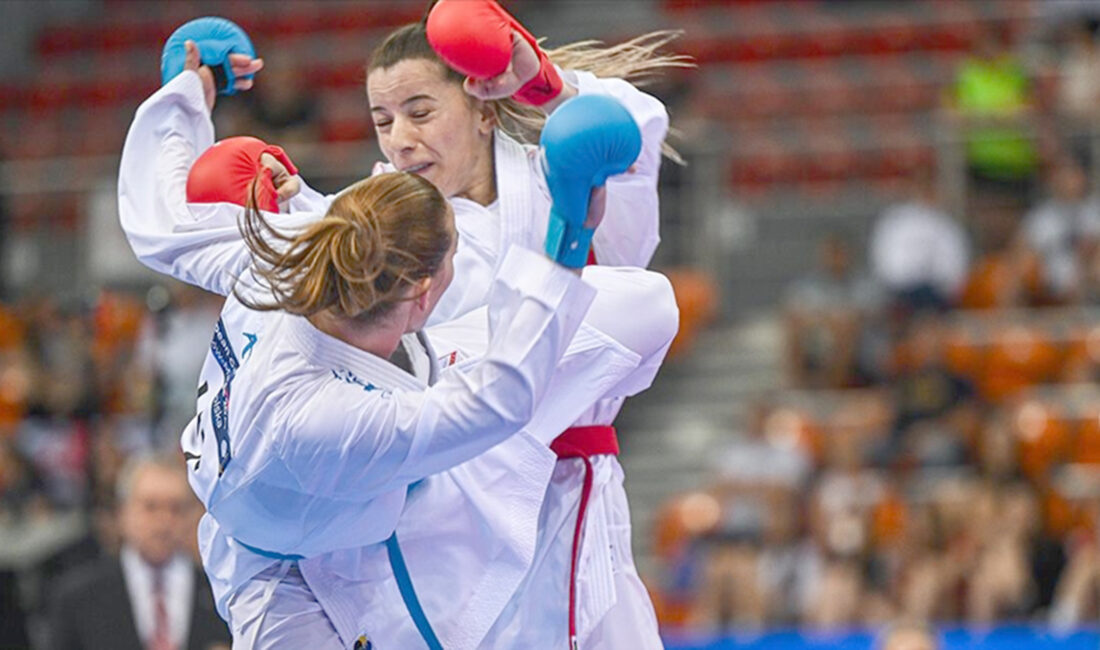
651;14;1100;635
0;282;227;647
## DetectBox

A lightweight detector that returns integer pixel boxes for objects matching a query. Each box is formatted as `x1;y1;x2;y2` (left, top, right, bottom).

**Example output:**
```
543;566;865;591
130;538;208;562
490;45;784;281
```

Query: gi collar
283;314;428;392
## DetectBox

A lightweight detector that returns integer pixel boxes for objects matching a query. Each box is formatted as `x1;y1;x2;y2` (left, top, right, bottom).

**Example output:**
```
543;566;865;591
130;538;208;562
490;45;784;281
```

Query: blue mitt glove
540;94;642;268
161;16;255;96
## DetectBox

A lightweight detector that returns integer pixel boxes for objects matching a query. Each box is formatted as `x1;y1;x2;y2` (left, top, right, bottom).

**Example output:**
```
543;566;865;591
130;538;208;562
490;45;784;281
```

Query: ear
413;276;433;311
474;99;497;137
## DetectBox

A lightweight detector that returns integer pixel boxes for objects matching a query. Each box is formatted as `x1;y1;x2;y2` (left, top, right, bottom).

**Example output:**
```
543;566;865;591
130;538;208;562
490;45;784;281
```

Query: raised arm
570;71;668;268
426;0;670;268
118;33;317;295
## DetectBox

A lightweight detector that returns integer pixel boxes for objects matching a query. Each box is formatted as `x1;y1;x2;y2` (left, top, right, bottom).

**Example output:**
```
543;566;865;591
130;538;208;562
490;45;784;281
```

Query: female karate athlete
119;35;678;649
279;2;687;646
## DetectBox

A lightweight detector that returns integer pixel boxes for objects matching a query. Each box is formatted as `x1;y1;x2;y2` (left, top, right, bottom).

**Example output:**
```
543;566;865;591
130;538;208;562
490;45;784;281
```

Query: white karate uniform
294;68;670;649
118;71;677;649
391;69;670;649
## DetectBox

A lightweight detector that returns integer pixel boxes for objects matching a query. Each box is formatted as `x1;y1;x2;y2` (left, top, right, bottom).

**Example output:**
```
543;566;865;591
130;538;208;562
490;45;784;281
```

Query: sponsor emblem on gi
209;319;239;475
331;368;382;393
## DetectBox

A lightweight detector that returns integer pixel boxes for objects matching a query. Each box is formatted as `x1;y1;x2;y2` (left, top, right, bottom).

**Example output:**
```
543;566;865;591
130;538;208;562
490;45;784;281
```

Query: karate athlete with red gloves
283;2;684;647
119;19;678;650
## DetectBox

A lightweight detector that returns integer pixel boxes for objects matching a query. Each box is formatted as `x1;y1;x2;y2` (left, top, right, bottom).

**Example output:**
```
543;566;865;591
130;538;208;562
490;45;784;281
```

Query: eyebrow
370;94;436;113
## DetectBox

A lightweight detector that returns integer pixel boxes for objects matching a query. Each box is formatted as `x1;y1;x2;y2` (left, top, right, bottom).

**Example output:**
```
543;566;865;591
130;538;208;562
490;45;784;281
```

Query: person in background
869;169;971;315
242;49;320;147
1055;17;1100;166
1020;157;1100;303
49;453;229;650
784;234;885;388
876;620;940;650
946;20;1040;206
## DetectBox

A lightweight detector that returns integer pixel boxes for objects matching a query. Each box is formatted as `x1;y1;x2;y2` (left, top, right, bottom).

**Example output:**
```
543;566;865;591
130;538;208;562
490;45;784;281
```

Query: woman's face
368;59;495;201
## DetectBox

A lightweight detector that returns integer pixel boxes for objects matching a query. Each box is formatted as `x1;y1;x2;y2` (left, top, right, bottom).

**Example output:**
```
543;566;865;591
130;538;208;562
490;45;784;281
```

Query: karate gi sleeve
429;264;679;444
118;71;318;296
274;246;597;498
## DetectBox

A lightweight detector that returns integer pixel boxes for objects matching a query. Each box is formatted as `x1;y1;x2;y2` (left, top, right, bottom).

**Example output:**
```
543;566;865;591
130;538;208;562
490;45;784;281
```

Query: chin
420;172;449;194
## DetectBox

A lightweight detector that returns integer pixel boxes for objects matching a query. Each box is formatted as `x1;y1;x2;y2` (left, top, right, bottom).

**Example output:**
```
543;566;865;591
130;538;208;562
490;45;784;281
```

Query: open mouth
403;162;432;174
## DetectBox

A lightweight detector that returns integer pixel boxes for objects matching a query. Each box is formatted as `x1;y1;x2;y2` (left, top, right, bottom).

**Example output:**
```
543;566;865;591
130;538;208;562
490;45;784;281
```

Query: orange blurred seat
0;306;24;351
664;268;720;359
1015;402;1073;481
943;324;983;380
960;254;1042;310
1043;486;1080;538
981;327;1062;402
1073;416;1100;465
870;488;908;549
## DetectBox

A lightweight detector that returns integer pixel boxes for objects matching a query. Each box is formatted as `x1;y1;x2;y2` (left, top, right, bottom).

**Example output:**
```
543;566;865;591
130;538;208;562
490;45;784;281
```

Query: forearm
568;71;668;267
282;246;596;497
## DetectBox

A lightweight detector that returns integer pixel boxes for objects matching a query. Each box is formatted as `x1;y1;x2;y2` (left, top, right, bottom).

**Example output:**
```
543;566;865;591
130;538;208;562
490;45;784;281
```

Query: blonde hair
368;23;693;161
238;172;453;322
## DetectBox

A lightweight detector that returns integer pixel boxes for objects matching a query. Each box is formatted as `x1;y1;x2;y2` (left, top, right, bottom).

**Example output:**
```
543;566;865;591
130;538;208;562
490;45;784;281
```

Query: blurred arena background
2;0;1100;648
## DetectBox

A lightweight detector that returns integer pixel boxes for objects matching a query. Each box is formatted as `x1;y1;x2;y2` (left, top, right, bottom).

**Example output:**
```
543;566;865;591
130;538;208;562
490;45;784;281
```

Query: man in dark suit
50;453;230;650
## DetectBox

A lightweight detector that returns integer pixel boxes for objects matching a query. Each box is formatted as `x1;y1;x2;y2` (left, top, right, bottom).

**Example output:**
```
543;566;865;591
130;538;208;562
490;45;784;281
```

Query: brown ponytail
237;171;453;323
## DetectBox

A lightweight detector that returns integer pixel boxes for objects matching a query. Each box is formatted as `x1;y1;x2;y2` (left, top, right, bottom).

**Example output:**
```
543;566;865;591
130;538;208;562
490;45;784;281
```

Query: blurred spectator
804;556;867;628
710;401;812;496
1049;534;1100;631
1049;480;1100;629
886;317;978;468
811;424;883;561
0;436;47;523
975;413;1023;483
700;401;816;627
965;483;1039;623
1020;157;1100;302
869;170;971;314
691;532;769;630
959;226;1045;309
242;50;320;147
0;166;8;302
784;234;885;388
49;453;229;650
876;620;940;650
137;283;221;448
1055;17;1100;161
947;21;1040;197
1003;482;1066;615
757;494;819;624
23;298;97;420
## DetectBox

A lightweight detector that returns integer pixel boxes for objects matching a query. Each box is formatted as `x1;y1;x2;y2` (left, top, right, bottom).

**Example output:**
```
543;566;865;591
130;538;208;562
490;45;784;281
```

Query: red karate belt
550;425;619;650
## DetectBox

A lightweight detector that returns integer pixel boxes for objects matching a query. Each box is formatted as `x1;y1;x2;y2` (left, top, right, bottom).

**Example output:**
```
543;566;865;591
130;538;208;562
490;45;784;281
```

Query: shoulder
53;557;123;603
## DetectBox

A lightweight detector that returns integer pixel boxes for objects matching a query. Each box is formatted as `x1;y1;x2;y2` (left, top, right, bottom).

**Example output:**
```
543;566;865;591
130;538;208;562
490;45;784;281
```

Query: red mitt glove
426;0;563;106
186;136;298;211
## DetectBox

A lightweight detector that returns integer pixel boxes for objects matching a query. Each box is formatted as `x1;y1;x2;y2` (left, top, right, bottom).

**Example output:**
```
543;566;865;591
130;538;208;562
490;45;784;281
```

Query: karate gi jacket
118;71;677;648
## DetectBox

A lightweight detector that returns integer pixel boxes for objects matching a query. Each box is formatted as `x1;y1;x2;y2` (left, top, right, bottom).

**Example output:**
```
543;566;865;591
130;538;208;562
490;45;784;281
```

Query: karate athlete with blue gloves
280;2;683;646
119;20;677;649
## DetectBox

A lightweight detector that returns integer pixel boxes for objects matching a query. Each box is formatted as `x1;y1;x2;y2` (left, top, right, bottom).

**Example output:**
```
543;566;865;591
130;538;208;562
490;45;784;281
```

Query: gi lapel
493;130;535;272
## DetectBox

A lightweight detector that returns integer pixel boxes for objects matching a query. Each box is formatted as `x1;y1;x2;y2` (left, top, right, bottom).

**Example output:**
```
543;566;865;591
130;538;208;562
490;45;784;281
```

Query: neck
308;310;407;360
455;135;497;206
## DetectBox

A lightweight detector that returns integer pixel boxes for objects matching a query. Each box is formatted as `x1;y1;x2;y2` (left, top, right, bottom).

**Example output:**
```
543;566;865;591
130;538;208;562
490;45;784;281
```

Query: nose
389;115;417;153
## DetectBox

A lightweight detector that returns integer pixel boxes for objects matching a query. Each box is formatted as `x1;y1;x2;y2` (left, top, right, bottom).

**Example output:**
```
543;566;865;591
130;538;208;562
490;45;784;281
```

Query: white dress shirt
870;200;971;298
120;546;194;648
